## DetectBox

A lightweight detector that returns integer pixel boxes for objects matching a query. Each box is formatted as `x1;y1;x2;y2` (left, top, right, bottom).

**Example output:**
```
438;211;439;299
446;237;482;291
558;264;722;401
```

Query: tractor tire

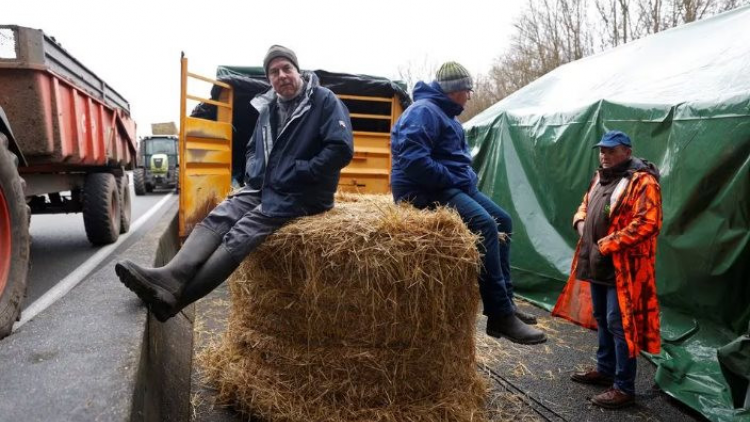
117;173;131;234
133;168;146;196
82;172;121;245
0;133;30;339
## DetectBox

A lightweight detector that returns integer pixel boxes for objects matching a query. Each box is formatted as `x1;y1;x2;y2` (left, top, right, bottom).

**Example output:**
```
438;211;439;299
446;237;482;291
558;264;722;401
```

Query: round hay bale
200;194;487;421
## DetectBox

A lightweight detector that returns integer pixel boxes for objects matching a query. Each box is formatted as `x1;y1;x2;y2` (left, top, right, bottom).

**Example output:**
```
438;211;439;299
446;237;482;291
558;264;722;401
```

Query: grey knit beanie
435;61;473;93
263;45;299;76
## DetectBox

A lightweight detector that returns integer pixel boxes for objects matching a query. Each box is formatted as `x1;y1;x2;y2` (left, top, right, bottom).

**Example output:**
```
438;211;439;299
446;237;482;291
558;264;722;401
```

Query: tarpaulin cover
192;66;410;184
463;6;750;421
216;66;410;111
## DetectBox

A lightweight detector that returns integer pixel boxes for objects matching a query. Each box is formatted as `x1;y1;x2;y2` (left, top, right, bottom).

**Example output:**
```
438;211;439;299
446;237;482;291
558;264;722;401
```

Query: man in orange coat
552;130;662;409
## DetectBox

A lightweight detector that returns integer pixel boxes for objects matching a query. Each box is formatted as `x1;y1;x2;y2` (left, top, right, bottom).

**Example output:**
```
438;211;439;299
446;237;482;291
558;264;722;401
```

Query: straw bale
199;194;488;421
150;121;178;135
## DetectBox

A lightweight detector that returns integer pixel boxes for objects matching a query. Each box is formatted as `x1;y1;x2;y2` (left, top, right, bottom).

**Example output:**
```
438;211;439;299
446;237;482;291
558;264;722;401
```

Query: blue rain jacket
390;81;478;203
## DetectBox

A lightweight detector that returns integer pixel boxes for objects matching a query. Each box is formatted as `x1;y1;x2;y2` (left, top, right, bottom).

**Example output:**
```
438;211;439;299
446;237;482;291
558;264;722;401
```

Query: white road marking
12;193;175;331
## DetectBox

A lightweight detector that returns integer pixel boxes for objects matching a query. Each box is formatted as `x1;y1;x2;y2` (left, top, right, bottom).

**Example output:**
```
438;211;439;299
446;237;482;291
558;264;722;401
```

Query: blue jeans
590;283;637;395
408;188;515;317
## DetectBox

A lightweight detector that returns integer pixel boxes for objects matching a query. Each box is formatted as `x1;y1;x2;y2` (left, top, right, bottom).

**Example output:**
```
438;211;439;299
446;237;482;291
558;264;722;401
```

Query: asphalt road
21;175;174;309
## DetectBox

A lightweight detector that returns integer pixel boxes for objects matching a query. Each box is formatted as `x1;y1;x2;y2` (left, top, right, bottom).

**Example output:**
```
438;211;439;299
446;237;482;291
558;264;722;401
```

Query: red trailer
0;25;136;337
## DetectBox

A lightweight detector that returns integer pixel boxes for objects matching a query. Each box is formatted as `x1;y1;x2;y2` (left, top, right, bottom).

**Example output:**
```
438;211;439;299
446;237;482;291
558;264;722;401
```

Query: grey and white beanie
435;61;473;93
263;45;299;77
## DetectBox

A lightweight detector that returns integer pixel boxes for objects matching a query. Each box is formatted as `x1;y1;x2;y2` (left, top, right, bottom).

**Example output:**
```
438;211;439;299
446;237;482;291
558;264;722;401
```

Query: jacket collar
591;157;659;217
412;81;464;118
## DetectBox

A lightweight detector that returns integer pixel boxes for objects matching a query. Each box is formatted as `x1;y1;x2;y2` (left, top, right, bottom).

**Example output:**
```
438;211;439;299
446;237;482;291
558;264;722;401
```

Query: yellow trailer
178;55;233;241
337;93;403;194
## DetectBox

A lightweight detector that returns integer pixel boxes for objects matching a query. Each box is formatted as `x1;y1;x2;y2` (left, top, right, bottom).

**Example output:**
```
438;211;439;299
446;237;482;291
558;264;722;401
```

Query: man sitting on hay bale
390;61;547;345
115;45;354;321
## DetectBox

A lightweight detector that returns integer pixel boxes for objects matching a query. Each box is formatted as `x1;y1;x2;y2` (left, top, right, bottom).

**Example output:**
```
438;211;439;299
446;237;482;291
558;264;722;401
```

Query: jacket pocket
272;157;298;190
294;159;315;184
589;246;615;281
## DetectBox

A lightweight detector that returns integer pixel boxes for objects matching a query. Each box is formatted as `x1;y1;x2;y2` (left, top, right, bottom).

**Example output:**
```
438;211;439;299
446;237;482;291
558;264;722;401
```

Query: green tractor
133;136;179;195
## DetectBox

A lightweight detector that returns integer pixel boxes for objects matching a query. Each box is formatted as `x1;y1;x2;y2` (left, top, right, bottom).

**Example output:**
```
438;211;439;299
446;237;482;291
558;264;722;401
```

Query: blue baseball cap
594;130;632;149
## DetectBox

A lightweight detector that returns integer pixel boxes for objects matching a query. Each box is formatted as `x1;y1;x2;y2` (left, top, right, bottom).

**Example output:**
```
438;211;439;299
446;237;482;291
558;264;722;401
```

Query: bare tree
626;0;742;38
396;57;439;97
459;0;750;122
395;0;747;122
595;0;645;47
460;0;594;121
460;74;504;123
634;0;666;34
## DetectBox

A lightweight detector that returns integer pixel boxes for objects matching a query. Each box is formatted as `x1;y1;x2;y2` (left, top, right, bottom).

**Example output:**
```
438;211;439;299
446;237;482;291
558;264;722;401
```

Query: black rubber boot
486;313;547;344
515;308;538;325
115;226;221;319
157;245;240;322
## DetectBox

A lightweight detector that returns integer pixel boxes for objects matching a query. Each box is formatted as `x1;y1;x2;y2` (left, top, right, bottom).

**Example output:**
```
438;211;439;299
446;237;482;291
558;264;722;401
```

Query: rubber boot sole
115;261;178;322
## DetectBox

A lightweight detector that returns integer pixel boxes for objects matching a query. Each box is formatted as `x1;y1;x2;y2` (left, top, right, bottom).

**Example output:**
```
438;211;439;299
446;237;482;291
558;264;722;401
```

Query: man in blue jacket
115;45;353;322
390;62;546;344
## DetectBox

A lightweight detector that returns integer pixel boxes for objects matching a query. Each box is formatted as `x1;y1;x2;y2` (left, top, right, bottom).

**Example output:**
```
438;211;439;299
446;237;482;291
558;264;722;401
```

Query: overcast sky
5;0;524;135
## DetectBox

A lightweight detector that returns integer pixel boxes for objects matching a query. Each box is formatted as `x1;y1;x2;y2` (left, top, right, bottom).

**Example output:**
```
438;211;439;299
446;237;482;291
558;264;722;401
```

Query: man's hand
227;185;244;198
575;220;584;238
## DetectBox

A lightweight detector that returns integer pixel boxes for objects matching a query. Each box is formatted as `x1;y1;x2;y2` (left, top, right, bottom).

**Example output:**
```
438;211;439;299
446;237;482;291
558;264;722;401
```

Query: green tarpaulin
464;6;750;421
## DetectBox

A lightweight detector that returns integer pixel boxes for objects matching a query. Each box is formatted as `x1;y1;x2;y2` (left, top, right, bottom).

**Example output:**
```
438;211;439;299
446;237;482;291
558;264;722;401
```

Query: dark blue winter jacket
245;72;353;217
390;81;478;203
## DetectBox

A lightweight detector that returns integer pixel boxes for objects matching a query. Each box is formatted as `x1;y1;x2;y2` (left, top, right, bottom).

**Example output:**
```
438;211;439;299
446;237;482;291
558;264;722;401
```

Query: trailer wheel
0;133;30;339
82;172;121;245
133;168;146;196
117;173;131;234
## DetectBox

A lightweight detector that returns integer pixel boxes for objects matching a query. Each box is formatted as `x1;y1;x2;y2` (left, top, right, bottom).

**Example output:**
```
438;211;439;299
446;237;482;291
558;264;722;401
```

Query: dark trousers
590;282;637;395
410;188;515;317
198;188;292;264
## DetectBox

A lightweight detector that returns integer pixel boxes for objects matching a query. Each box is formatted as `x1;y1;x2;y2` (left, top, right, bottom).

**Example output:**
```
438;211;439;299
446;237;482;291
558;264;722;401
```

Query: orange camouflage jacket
552;164;663;357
